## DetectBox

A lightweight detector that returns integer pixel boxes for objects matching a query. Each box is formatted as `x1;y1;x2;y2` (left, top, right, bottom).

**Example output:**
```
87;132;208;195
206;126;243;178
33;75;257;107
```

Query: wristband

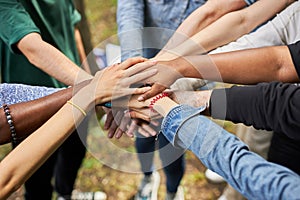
3;104;18;148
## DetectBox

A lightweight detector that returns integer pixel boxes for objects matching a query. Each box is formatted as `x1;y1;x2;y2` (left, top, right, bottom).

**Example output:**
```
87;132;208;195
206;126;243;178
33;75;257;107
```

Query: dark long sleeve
211;82;300;140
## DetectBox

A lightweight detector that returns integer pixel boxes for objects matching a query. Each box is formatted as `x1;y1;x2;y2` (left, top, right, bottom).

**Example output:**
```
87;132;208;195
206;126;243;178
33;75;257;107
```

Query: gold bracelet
67;100;87;116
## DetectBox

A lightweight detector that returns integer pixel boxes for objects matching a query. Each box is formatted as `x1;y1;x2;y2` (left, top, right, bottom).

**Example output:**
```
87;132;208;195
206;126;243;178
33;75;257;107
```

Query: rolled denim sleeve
0;83;61;106
161;105;300;199
117;0;144;61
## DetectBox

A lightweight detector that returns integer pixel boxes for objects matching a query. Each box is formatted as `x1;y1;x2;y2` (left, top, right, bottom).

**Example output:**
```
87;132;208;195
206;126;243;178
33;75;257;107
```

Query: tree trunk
74;0;99;74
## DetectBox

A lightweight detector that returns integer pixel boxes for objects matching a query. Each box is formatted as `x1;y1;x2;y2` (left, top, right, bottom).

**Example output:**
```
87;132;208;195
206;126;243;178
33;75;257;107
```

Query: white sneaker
71;190;107;200
205;169;225;183
135;171;160;200
165;186;184;200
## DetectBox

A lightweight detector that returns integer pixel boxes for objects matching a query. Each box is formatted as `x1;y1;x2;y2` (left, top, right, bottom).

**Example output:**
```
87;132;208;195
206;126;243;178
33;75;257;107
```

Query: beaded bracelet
149;92;169;111
3;104;18;148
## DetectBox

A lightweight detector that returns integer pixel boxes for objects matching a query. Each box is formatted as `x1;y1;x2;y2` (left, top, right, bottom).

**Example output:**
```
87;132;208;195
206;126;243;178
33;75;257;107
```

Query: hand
136;60;183;101
103;107;131;139
111;93;161;121
126;119;160;138
88;57;158;105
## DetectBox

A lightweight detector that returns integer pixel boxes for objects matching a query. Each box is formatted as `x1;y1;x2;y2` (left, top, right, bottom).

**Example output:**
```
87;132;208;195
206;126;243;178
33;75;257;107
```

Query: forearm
0;81;96;198
156;0;247;59
211;82;300;140
0;80;91;144
161;105;300;200
171;45;298;84
17;33;92;86
160;0;293;59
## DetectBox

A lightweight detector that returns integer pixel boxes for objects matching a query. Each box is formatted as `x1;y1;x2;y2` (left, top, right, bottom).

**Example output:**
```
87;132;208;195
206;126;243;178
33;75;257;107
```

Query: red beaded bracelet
149;92;169;110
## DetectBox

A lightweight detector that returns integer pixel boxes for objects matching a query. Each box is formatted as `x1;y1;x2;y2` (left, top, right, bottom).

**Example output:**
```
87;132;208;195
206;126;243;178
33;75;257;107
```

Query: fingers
107;110;123;138
125;69;158;86
129;110;151;122
150;120;160;127
138;123;157;137
127;120;138;137
117;86;152;98
119;57;147;70
124;60;157;76
138;83;167;101
104;109;113;130
116;110;132;138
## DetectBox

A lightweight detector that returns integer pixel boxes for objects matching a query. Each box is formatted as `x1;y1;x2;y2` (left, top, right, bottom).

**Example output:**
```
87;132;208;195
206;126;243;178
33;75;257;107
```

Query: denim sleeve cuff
161;105;206;148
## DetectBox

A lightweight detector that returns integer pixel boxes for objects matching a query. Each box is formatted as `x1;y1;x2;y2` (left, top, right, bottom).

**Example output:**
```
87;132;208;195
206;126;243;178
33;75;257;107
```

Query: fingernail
151;131;157;136
138;96;144;101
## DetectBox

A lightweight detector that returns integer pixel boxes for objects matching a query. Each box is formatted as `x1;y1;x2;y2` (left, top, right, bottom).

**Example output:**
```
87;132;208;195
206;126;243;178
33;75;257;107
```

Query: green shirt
0;0;81;87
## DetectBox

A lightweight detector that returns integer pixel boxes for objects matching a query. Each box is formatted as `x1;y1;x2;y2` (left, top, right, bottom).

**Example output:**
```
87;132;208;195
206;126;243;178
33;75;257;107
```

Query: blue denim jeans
117;0;207;60
135;133;185;193
118;0;207;193
161;105;300;199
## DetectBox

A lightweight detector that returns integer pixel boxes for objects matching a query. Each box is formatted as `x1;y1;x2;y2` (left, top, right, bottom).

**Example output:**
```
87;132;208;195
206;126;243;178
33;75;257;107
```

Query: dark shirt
210;40;300;141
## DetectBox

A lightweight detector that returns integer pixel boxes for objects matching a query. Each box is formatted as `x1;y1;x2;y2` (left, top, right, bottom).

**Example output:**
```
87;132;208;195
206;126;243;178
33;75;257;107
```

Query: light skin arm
156;0;247;56
157;0;294;60
0;57;158;199
74;28;92;74
139;45;298;100
17;33;93;86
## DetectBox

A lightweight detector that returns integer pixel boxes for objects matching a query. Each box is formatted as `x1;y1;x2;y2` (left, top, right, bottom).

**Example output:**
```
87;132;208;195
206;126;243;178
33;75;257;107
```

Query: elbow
275;47;299;82
200;2;228;22
276;65;299;83
16;33;43;66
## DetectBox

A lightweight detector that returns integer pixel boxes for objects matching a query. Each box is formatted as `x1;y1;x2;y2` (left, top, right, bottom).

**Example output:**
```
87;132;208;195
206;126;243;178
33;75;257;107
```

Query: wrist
150;93;179;117
195;90;212;115
71;84;96;113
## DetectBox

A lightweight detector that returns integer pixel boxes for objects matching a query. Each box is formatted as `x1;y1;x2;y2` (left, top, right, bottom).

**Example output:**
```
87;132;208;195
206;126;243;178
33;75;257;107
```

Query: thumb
138;84;166;101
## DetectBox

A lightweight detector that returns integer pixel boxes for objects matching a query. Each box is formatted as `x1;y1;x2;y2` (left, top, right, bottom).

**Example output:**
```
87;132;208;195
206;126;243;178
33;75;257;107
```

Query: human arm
0;57;157;199
168;81;300;141
211;0;300;54
156;0;247;57
159;104;300;199
139;42;298;100
0;81;91;145
0;0;92;85
17;33;92;85
148;95;300;199
210;82;300;140
157;0;294;60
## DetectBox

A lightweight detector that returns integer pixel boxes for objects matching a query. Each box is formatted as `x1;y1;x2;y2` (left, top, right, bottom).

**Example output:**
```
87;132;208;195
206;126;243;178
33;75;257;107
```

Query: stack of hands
92;57;211;139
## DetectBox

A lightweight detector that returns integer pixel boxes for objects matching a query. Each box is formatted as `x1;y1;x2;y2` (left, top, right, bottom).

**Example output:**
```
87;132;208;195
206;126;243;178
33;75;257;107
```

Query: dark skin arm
140;45;297;100
0;80;91;145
